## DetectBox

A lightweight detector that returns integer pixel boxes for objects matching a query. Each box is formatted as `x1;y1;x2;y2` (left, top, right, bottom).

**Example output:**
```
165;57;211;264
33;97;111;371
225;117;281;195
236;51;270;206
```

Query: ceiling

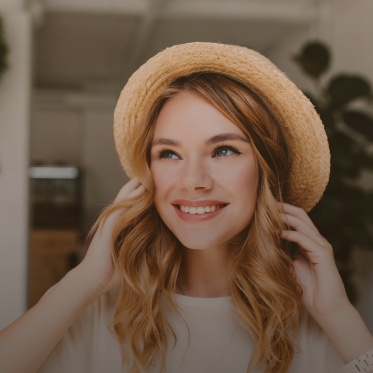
32;0;318;93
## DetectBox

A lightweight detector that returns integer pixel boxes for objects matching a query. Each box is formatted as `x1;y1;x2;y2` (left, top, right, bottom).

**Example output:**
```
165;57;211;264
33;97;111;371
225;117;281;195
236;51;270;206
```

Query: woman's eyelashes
156;144;242;160
157;148;180;160
212;145;241;158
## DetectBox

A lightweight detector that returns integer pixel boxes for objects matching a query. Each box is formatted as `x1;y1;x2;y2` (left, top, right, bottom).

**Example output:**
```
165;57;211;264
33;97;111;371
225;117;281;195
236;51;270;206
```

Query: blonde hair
94;73;303;372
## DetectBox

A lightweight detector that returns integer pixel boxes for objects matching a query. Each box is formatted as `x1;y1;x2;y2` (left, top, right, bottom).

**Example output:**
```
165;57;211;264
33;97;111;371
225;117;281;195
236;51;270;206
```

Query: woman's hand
279;202;373;363
78;178;146;297
279;202;349;319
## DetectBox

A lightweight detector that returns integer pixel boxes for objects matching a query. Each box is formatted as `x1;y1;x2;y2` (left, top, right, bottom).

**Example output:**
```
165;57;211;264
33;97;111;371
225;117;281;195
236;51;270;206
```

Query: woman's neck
179;246;230;298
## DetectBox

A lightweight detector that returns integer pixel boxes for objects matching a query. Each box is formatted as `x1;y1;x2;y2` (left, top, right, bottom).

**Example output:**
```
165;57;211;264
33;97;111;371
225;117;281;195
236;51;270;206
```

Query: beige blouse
38;288;346;373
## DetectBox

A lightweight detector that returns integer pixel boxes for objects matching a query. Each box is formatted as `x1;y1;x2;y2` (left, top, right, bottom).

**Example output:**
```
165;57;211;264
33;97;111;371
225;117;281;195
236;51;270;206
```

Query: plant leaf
328;131;366;177
342;110;373;140
328;75;372;108
293;41;330;78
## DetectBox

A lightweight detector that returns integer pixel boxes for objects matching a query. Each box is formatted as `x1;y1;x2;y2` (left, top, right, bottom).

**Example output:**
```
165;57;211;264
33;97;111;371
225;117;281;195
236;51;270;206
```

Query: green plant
0;15;9;81
293;41;373;303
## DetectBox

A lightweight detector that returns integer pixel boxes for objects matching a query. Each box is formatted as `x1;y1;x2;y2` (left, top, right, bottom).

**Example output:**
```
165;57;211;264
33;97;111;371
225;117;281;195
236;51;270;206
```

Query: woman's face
150;91;258;251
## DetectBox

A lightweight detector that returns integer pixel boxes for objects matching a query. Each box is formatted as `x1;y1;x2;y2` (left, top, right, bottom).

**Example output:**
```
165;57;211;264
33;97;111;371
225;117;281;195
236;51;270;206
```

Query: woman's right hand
78;178;146;297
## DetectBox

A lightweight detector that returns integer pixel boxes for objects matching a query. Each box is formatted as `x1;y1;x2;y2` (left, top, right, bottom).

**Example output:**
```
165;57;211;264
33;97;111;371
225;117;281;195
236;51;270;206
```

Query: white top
38;289;346;373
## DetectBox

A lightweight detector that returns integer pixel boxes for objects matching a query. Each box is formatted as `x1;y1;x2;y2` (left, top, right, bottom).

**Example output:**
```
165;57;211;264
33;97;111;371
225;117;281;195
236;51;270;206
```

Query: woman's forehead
152;91;247;140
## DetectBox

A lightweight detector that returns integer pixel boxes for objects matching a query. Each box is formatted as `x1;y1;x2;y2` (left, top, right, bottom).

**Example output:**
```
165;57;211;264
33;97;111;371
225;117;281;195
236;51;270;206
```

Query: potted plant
293;41;373;302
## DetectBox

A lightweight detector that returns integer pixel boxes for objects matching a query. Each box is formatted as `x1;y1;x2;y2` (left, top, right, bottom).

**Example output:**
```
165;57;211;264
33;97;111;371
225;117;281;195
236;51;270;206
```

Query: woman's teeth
179;205;220;214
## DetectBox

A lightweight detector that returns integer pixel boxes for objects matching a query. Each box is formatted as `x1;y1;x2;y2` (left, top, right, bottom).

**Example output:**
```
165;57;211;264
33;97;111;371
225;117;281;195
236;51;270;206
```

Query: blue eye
213;146;240;157
158;149;180;160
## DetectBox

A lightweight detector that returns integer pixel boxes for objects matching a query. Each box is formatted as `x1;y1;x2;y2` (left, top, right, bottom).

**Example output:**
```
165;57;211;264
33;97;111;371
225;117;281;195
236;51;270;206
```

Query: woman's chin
177;237;227;252
181;243;212;251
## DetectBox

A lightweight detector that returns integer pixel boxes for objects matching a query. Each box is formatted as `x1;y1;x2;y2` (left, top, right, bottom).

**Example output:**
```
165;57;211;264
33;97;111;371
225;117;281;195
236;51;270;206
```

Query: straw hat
114;42;330;212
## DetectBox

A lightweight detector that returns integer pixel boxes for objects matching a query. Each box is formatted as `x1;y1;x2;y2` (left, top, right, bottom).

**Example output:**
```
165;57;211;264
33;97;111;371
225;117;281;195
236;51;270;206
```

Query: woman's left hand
279;202;350;321
279;202;373;363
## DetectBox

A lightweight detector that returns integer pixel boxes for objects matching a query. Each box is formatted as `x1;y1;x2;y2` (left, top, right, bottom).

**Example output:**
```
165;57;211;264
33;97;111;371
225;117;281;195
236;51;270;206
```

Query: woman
1;42;372;373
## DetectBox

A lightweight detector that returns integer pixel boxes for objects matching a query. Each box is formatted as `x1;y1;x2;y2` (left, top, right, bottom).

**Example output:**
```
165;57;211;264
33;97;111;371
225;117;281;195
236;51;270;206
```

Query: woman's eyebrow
206;133;250;144
151;133;249;147
152;138;180;147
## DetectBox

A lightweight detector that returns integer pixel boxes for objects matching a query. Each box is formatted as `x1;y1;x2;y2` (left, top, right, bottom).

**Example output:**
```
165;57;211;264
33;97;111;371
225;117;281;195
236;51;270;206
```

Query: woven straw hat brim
114;42;330;212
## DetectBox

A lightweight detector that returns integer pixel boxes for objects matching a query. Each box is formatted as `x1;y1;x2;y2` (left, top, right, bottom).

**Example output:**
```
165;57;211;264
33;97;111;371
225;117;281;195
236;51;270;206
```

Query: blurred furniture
28;166;83;307
29;166;82;228
28;228;80;307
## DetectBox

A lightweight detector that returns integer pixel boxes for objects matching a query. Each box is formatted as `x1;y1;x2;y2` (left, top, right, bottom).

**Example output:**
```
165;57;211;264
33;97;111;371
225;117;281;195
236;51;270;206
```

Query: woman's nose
179;158;214;191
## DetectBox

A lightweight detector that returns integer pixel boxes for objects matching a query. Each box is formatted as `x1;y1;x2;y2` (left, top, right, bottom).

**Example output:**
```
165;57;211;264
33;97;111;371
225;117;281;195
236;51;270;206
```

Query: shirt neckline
173;293;231;310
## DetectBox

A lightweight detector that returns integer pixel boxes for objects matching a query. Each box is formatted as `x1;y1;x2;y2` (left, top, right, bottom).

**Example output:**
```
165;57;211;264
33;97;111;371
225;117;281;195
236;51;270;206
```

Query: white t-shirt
38;288;345;373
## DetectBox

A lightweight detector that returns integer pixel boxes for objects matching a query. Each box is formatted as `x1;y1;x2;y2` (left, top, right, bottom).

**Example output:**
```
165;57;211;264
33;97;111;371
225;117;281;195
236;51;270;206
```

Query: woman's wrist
341;348;373;373
69;262;114;303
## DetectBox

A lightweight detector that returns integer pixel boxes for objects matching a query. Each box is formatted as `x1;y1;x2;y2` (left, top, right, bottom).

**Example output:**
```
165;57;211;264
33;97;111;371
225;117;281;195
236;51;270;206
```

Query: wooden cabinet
28;229;80;307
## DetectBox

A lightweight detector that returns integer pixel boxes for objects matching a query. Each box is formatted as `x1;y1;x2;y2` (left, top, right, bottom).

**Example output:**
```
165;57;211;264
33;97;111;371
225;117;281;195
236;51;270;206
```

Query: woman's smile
172;199;229;222
150;91;258;251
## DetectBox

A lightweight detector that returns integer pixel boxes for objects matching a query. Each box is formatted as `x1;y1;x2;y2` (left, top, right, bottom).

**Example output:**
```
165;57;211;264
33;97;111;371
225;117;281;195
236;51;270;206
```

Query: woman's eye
158;150;180;160
213;146;240;157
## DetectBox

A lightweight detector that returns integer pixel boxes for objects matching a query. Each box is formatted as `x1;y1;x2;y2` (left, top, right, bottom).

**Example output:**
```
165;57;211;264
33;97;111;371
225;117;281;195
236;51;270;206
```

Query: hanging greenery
0;15;9;81
293;41;373;303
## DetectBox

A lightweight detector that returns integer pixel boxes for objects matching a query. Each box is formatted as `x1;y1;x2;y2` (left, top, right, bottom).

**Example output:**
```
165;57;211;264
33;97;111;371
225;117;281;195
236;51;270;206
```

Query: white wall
0;9;32;329
270;0;373;332
331;0;373;83
271;0;373;97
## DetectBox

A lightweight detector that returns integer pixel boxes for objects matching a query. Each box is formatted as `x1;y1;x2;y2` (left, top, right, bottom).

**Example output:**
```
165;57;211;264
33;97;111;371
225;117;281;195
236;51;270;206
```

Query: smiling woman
0;42;372;373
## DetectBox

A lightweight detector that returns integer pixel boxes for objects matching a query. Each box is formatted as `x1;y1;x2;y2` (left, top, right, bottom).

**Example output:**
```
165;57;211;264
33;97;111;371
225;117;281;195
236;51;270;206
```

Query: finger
115;178;143;202
280;213;326;246
292;254;314;292
278;202;316;227
119;177;141;193
278;202;331;249
128;184;146;198
280;211;319;234
281;230;333;264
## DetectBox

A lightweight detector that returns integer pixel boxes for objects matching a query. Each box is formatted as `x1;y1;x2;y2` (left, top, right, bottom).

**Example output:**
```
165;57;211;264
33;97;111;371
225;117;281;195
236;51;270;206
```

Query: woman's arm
280;202;373;364
0;178;144;373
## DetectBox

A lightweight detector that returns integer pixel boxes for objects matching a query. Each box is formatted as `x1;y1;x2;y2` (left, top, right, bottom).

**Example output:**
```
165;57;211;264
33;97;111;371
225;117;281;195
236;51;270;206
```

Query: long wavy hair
93;73;303;372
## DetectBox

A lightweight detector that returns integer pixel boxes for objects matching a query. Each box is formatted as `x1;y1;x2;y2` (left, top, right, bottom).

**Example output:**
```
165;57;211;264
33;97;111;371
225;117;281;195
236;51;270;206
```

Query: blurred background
0;0;372;330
